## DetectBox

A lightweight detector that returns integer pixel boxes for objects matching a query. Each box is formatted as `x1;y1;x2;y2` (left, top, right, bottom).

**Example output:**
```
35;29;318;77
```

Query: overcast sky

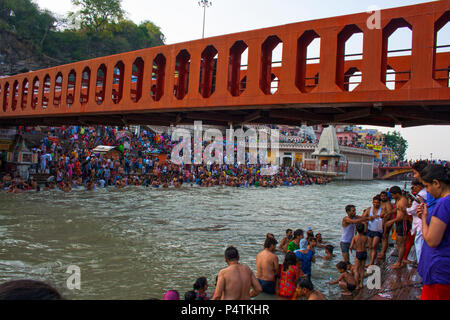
35;0;450;161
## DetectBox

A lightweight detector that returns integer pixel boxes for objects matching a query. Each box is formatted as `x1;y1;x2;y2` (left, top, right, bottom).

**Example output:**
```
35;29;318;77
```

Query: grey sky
35;0;450;160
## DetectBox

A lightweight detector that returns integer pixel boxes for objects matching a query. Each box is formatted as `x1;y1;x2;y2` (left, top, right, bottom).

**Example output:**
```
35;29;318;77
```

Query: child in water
329;261;357;296
321;245;336;260
350;223;369;289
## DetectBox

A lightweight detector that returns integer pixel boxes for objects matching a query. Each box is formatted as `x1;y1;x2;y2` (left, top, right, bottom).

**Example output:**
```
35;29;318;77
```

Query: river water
0;180;401;300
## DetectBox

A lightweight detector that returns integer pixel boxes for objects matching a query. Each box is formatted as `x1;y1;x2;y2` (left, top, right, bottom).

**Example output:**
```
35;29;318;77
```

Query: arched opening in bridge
227;40;248;97
53;73;63;106
296;30;320;93
21;78;28;110
344;67;362;92
81;67;91;104
11;80;19;111
174;50;190;100
151;54;166;101
2;82;9;112
67;70;76;107
260;35;282;95
336;24;363;91
131;58;144;103
96;64;107;105
112;61;124;104
199;45;218;98
434;11;450;87
31;77;39;109
42;75;51;109
382;18;412;90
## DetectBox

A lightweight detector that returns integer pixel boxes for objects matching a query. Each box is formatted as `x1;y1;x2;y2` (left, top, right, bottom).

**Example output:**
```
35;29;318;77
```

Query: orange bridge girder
0;0;449;127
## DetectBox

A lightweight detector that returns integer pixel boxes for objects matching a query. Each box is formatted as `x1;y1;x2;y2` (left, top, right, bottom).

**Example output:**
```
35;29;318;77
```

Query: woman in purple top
417;164;450;300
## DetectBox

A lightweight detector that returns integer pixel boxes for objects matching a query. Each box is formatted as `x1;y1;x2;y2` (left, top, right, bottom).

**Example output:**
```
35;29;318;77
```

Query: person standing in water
384;186;410;269
279;229;293;253
256;237;279;295
340;205;369;264
378;191;394;260
363;195;383;266
213;246;262;300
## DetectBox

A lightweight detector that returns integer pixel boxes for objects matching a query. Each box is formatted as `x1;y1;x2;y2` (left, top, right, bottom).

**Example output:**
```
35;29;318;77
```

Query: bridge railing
302;159;348;173
0;1;449;120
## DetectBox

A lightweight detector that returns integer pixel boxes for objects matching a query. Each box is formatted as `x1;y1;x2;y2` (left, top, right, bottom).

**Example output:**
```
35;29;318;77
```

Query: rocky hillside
0;28;58;76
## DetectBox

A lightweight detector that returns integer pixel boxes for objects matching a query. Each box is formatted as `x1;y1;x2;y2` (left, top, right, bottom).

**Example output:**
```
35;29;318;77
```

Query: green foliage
384;131;408;161
0;0;57;53
70;0;124;33
1;0;165;71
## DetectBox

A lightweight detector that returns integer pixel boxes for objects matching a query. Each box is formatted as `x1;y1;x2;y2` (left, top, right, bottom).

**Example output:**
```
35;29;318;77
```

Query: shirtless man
384;186;410;269
279;229;293;253
378;191;394;260
293;277;327;300
350;223;369;289
212;246;262;300
256;237;279;295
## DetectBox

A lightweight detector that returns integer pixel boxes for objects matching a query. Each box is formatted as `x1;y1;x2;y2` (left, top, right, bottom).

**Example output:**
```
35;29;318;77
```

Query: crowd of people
0;126;331;193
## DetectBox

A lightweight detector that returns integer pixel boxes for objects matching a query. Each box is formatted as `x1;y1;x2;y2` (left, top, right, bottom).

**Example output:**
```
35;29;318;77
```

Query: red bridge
0;1;449;127
375;166;413;180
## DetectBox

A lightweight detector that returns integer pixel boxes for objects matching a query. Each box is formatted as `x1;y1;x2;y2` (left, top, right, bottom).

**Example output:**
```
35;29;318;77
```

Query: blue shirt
418;195;450;285
426;192;438;212
294;249;315;276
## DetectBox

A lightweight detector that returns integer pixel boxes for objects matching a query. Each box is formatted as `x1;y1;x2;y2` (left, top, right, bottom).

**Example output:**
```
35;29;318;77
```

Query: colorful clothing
279;265;298;299
287;241;299;252
418;195;450;287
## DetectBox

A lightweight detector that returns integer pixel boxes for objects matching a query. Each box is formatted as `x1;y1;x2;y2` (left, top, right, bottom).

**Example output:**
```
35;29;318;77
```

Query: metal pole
202;4;206;38
199;0;211;39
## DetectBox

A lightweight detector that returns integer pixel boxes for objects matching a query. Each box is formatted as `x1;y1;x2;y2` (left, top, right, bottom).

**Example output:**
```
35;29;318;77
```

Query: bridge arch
336;24;363;91
2;82;9;112
31;77;39;109
228;40;248;97
151;54;166;101
21;78;29;110
42;74;51;109
434;11;450;87
260;35;282;95
81;67;91;104
296;30;320;93
54;72;63;107
112;61;124;104
199;45;218;98
174;49;191;100
95;64;107;105
66;70;76;107
382;18;413;90
11;80;19;111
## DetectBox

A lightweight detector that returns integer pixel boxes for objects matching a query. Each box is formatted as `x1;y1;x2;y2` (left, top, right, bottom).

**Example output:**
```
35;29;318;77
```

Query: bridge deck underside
0;104;448;127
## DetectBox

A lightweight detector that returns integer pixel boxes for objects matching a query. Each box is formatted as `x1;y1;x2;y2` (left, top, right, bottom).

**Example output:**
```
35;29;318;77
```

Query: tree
70;0;125;33
384;131;408;161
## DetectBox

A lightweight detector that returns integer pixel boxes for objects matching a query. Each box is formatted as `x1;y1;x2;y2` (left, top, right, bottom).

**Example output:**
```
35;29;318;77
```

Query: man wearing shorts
340;205;369;264
385;186;410;269
363;195;383;266
378;191;394;260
